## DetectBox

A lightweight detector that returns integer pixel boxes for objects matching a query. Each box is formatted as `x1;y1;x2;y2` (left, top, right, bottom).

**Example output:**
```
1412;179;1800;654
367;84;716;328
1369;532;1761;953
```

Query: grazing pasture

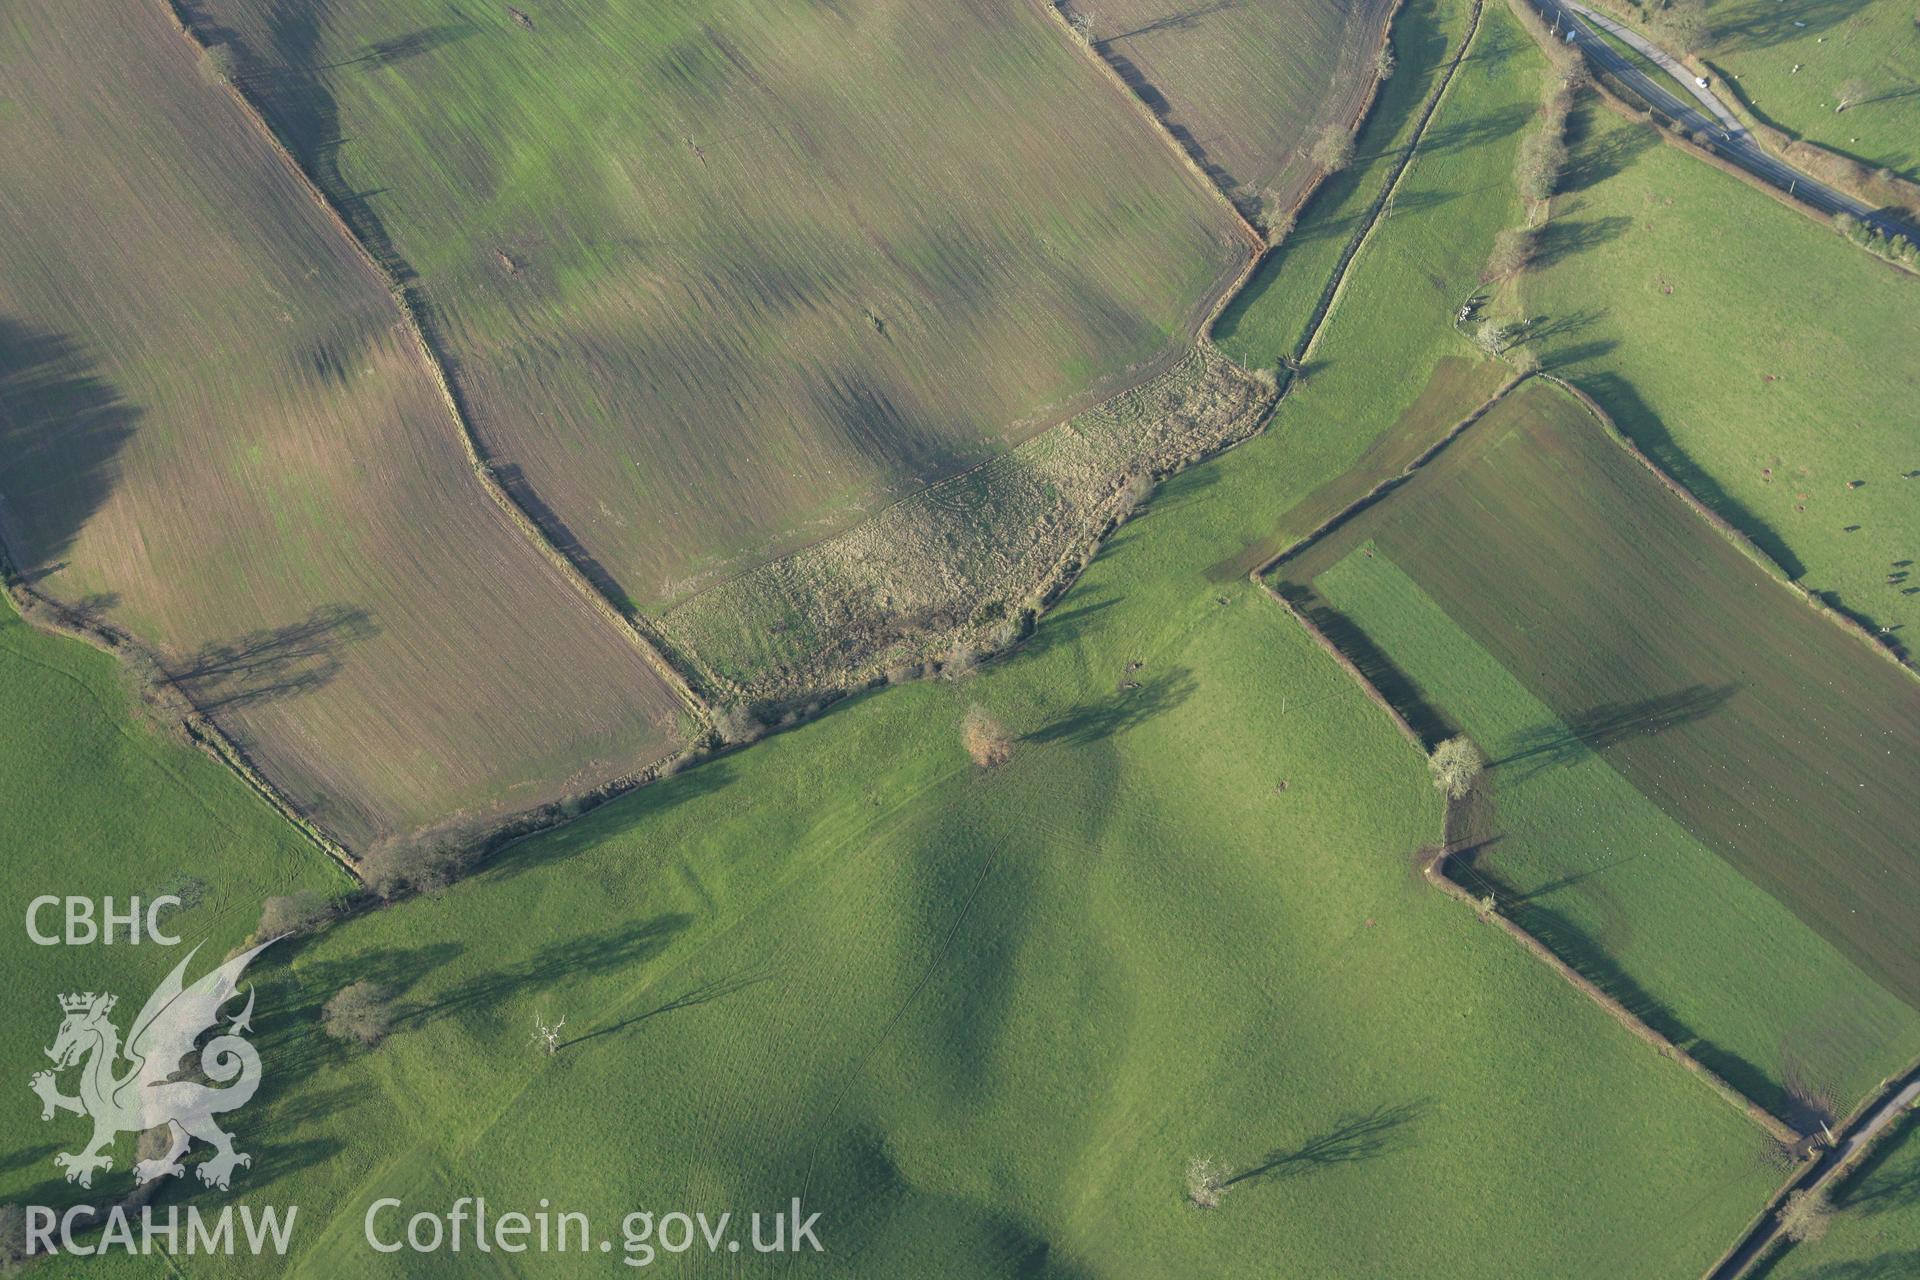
0;8;1788;1273
1750;1108;1920;1277
197;0;1246;610
1276;379;1920;1113
1520;102;1920;646
0;0;687;849
1705;0;1920;182
1078;0;1398;222
0;594;340;1216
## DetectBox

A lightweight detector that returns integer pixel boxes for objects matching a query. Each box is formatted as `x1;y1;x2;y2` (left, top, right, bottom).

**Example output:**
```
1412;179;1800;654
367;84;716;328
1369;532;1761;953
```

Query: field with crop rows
1080;0;1398;223
1277;378;1920;1115
198;0;1247;610
0;0;690;850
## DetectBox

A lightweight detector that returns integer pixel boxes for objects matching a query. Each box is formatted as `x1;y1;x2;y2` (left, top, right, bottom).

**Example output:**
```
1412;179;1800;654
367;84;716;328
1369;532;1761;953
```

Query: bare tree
1186;1156;1231;1209
1779;1187;1833;1243
962;706;1014;768
712;703;764;746
255;890;334;941
531;1012;567;1055
1835;77;1870;111
322;981;394;1046
198;43;240;86
1485;227;1534;280
359;836;465;899
1428;736;1485;800
1376;44;1397;79
1311;124;1357;173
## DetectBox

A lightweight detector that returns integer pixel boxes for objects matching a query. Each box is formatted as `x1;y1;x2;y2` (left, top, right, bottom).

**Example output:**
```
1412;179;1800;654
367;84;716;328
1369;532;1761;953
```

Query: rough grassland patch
663;348;1272;700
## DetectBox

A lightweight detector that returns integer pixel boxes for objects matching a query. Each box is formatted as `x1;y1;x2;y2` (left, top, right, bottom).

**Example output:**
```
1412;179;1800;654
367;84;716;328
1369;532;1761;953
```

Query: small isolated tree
198;42;240;86
944;638;979;679
962;705;1014;768
359;836;465;899
1428;736;1485;800
322;981;393;1046
255;889;333;941
1068;8;1096;43
1311;123;1356;173
712;702;764;746
1263;205;1298;247
1186;1156;1231;1209
1504;342;1542;374
1835;77;1870;112
531;1012;566;1055
1779;1187;1833;1243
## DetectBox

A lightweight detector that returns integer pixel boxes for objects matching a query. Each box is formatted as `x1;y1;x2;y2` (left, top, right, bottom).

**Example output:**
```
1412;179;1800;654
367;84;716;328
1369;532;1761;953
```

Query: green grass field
1519;100;1920;649
1707;0;1920;182
1085;0;1396;220
198;0;1243;610
0;0;687;849
1275;378;1920;1118
5;7;1796;1273
1752;1106;1920;1277
0;594;342;1215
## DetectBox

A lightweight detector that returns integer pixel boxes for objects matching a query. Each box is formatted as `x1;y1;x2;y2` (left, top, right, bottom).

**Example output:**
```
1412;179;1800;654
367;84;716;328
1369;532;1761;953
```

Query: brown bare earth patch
0;0;685;849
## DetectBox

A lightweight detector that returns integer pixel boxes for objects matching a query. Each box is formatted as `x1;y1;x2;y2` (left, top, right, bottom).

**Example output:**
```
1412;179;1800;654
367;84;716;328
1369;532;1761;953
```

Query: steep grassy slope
0;0;687;848
1520;102;1920;648
8;9;1786;1274
1278;379;1920;1115
196;0;1244;609
0;594;340;1214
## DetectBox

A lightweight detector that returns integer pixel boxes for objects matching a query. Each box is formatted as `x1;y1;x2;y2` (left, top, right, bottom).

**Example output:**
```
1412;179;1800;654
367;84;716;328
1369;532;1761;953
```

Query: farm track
154;0;710;731
1709;1062;1920;1278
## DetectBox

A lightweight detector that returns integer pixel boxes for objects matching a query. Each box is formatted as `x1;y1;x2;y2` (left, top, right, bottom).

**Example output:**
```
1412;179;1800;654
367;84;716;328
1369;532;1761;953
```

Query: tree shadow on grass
557;969;772;1052
1573;373;1807;580
479;759;737;882
0;319;140;576
1560;104;1658;193
407;913;695;1028
1221;1100;1428;1190
1527;215;1633;270
1708;0;1871;52
1025;667;1195;746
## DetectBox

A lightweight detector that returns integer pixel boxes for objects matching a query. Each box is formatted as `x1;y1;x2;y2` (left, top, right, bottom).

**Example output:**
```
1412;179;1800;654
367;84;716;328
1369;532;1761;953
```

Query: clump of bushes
321;981;395;1047
961;706;1014;768
255;890;335;941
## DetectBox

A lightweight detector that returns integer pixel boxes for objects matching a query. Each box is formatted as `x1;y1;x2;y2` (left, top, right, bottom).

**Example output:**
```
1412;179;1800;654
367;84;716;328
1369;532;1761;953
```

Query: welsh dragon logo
29;940;273;1191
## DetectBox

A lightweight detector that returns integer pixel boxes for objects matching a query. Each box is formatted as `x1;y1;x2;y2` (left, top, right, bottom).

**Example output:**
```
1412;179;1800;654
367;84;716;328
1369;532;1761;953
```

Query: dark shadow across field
0;319;139;576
